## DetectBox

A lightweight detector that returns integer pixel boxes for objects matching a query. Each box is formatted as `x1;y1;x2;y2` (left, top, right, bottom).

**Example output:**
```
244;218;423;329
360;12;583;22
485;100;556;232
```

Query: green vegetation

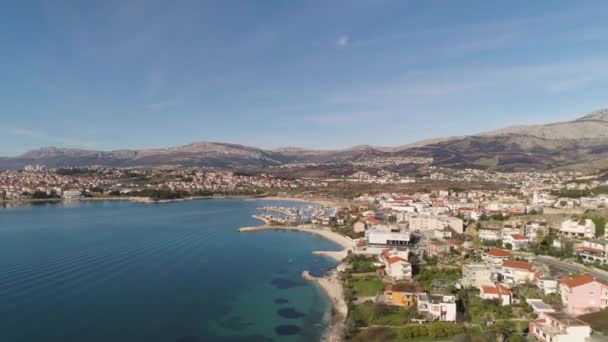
349;321;464;341
346;254;378;273
551;188;593;198
131;189;190;200
580;211;606;236
30;190;61;199
551;185;608;199
579;309;608;334
414;267;461;292
347;277;386;297
460;288;513;324
530;230;573;259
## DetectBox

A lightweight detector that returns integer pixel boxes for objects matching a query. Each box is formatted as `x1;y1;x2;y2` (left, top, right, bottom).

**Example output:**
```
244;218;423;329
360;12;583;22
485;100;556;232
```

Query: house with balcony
499;259;535;285
482;249;512;268
560;218;595;239
502;233;529;250
379;249;412;281
416;293;457;321
461;263;495;289
529;312;591;342
384;283;423;307
478;226;502;241
577;239;608;264
560;274;608;315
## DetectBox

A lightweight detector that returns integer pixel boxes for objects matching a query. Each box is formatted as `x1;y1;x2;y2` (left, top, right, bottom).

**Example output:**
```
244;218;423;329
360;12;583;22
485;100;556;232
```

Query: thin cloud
336;35;349;47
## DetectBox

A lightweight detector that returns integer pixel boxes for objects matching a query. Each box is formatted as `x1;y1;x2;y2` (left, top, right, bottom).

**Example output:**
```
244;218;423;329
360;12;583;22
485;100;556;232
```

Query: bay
0;199;340;342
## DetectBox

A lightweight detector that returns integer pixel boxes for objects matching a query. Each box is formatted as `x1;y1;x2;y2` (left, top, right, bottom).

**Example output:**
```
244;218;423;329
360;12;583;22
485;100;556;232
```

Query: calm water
0;199;340;342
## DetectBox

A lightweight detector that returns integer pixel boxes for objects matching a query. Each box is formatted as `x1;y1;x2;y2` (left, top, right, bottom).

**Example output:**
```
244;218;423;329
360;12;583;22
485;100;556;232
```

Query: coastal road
535;256;608;282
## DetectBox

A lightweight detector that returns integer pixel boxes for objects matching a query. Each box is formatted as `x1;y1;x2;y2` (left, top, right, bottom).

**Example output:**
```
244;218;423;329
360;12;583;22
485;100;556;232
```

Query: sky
1;0;608;156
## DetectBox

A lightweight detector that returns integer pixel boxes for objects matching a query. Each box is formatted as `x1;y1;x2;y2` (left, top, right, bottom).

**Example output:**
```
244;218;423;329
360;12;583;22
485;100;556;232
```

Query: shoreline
302;269;347;342
251;196;347;208
239;221;351;341
0;194;347;207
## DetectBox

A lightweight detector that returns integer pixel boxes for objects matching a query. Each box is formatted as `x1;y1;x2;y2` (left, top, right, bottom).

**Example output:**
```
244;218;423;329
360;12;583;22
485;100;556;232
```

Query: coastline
251;196;348;208
0;194;347;207
239;221;351;341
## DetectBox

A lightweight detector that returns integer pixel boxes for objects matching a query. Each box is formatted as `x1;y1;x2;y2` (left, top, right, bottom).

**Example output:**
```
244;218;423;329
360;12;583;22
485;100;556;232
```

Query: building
577;239;608;264
500;260;535;285
407;214;463;234
367;229;411;247
560;274;608;315
478;226;502;241
524;221;549;242
502;234;529;250
525;299;556;319
416;293;457;322
482;249;512;267
384;283;423;307
529;312;591;342
560;218;596;239
380;249;412;280
537;278;559;295
480;285;512;306
461;264;494;289
353;220;366;233
426;240;450;257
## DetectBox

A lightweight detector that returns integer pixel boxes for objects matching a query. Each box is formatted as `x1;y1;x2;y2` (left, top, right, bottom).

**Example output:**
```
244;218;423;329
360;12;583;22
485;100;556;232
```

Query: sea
0;199;340;342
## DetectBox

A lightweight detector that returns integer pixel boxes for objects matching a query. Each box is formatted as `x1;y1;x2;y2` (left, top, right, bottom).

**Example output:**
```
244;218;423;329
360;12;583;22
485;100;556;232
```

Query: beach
240;222;352;341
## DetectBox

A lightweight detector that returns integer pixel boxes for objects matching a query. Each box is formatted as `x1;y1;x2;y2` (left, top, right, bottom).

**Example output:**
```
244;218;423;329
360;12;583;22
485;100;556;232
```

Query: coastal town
3;164;608;341
238;170;608;341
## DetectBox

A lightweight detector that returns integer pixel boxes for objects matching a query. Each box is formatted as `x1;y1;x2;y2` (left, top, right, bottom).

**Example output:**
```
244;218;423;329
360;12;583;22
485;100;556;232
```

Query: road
535;255;608;282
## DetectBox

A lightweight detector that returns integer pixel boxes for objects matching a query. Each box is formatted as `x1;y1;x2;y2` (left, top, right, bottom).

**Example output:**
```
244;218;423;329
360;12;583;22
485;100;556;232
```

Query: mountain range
2;108;608;172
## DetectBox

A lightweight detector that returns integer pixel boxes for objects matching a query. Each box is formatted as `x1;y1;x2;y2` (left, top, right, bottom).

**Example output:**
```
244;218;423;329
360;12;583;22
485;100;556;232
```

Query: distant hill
2;108;608;172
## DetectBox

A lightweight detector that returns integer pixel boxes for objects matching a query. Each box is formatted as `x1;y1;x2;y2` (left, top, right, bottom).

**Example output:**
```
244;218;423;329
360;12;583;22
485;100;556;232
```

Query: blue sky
1;0;608;156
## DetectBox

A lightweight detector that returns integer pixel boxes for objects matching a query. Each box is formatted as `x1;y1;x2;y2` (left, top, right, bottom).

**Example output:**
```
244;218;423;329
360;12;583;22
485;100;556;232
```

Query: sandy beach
239;225;353;252
240;222;352;341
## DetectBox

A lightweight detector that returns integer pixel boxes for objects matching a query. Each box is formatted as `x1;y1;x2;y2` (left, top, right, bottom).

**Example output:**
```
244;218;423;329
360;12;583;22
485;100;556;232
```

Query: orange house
384;283;423;307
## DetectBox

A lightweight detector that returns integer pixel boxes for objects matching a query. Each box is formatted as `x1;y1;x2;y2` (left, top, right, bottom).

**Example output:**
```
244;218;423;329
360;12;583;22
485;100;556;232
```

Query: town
3;164;608;341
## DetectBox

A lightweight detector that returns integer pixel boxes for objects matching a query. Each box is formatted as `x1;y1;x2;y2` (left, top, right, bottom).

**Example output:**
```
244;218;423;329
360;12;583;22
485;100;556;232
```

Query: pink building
560;274;608;315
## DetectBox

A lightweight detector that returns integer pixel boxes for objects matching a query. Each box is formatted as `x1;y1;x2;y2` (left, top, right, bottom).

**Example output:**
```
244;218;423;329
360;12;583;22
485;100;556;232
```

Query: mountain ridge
3;108;608;171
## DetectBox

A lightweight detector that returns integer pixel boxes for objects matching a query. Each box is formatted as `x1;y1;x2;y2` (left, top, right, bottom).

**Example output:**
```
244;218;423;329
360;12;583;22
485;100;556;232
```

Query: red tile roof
481;285;512;296
485;249;512;257
559;274;601;288
387;256;408;264
510;234;528;240
386;283;422;293
502;259;533;271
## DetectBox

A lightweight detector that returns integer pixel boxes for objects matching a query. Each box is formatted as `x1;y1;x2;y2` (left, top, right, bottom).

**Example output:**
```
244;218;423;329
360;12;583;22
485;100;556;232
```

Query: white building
500;260;535;285
480;285;512;306
577;239;608;264
503;234;529;250
560;218;595;239
526;299;555;319
380;249;412;281
482;249;512;268
478;226;502;241
529;312;591;342
537;278;559;295
367;229;411;247
461;264;494;289
416;293;457;322
407;214;463;234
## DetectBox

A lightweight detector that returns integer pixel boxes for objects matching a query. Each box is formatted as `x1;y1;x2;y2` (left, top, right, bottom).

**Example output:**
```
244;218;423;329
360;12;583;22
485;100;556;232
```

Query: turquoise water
0;199;340;342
